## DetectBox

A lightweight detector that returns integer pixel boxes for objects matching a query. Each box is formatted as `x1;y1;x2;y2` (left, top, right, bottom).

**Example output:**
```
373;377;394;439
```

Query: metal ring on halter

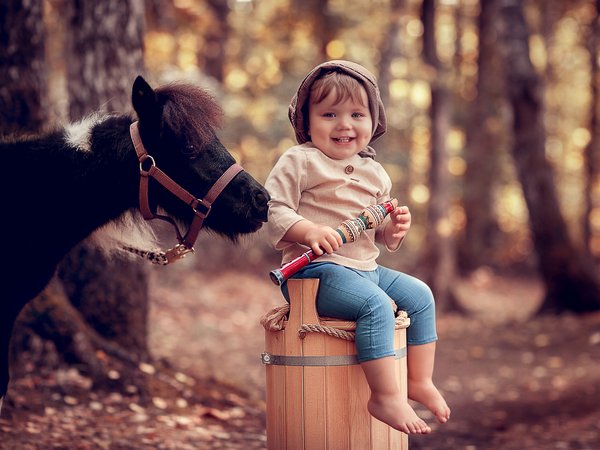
139;154;156;175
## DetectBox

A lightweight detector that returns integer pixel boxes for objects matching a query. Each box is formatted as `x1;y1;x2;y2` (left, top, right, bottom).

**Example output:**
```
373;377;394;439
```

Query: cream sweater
265;143;395;271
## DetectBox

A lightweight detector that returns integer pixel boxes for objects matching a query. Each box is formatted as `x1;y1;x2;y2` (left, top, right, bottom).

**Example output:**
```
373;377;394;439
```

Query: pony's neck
74;114;158;255
64;114;157;253
0;113;146;260
61;114;140;215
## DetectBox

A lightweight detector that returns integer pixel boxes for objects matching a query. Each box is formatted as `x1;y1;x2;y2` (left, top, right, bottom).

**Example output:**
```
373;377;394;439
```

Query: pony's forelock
156;83;224;149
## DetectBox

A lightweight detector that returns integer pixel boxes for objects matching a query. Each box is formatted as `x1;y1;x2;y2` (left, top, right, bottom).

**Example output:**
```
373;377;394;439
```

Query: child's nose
337;117;352;129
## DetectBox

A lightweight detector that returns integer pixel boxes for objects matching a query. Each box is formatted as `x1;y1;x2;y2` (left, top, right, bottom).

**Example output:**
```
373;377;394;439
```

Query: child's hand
385;205;411;249
304;224;343;256
390;205;411;237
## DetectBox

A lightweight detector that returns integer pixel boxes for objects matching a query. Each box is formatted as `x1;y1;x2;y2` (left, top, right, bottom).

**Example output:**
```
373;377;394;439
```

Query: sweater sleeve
265;148;308;250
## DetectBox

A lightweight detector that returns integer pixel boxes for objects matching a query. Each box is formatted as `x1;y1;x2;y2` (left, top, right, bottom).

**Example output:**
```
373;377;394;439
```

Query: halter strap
182;162;243;248
129;121;243;262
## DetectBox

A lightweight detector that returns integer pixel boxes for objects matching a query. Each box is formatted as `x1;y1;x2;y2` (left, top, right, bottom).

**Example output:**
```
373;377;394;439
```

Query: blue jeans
281;262;437;363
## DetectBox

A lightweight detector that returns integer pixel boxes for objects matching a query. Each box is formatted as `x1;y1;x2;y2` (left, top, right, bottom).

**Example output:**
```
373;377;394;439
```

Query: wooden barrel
262;278;409;450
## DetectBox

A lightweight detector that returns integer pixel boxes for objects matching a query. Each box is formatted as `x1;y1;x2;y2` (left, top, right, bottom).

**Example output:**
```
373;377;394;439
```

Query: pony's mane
64;112;112;152
155;83;224;149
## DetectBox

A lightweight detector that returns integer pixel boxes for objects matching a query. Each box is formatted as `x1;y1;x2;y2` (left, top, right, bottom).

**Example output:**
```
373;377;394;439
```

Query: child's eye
352;112;365;118
322;112;335;118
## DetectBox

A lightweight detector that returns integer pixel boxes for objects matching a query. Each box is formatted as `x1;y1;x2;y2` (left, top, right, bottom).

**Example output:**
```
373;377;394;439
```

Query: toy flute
269;199;398;286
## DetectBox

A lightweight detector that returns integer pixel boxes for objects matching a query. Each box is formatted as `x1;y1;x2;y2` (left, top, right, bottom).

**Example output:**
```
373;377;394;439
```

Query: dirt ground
1;263;600;450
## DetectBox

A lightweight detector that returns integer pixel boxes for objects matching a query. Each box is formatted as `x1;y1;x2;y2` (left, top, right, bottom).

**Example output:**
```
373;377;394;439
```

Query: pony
0;76;270;414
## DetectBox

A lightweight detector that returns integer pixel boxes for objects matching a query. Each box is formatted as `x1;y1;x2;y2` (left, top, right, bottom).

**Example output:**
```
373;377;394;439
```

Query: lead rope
122;245;170;265
260;304;410;341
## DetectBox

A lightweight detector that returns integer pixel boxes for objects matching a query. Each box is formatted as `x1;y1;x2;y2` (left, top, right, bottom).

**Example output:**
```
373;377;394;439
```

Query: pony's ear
132;76;160;124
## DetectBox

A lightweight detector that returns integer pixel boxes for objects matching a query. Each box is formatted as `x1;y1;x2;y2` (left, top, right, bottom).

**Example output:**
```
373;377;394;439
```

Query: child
265;60;450;434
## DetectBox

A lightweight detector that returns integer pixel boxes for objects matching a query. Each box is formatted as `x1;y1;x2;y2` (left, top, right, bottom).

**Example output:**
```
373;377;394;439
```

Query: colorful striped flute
269;198;398;286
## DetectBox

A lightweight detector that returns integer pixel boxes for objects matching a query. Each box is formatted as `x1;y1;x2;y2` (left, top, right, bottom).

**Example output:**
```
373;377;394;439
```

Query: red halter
129;121;243;262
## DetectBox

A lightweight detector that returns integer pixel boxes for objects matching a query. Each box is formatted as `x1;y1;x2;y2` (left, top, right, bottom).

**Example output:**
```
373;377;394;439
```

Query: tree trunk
60;0;150;354
0;0;49;388
460;0;504;272
16;278;109;381
292;0;335;61
377;0;404;106
497;0;600;313
3;0;152;388
376;0;413;199
17;277;152;395
0;0;46;136
58;243;149;356
584;0;600;261
65;0;145;117
420;0;458;310
0;0;140;403
202;0;230;83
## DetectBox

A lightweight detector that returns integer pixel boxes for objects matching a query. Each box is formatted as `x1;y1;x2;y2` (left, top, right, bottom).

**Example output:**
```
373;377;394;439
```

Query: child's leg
285;263;431;433
361;356;431;434
377;267;451;423
407;342;451;423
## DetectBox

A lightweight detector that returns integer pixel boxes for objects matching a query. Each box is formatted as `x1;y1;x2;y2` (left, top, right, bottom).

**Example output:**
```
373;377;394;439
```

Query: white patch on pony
64;112;109;152
89;210;159;258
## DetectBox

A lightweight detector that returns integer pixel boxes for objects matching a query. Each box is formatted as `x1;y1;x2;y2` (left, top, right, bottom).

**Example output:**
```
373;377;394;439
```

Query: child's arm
383;205;411;251
282;219;343;256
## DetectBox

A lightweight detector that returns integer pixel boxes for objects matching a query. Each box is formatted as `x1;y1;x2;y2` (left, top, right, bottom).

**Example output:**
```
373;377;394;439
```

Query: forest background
1;0;600;449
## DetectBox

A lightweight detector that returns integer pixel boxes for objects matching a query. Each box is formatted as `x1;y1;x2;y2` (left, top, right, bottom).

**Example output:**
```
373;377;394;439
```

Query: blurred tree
377;0;404;106
584;0;600;260
292;0;336;60
145;0;176;31
202;0;230;82
5;0;150;390
497;0;600;313
420;0;457;309
0;0;46;135
460;0;504;272
0;0;126;404
57;0;150;361
0;0;49;403
65;0;145;117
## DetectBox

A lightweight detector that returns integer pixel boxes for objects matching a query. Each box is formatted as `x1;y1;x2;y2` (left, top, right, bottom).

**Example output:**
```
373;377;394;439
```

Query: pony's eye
183;144;195;155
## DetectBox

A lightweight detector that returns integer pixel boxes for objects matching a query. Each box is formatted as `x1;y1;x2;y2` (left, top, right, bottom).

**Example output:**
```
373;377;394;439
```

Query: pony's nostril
254;190;270;208
253;191;269;221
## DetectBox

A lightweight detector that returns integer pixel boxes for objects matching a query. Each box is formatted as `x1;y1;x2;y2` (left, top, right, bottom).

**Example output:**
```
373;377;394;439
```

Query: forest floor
1;261;600;449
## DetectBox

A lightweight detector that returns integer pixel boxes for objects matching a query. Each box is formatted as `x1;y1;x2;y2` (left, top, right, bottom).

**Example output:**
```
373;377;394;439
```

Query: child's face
307;86;373;160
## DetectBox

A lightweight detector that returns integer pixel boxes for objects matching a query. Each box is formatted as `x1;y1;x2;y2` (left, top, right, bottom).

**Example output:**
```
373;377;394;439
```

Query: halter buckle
193;199;211;217
164;244;195;263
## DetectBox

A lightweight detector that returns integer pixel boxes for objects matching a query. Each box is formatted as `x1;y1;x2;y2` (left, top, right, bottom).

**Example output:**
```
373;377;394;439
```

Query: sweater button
345;165;354;174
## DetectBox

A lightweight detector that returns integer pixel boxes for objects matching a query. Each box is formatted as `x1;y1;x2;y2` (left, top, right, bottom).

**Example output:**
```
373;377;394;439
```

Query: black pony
0;76;269;413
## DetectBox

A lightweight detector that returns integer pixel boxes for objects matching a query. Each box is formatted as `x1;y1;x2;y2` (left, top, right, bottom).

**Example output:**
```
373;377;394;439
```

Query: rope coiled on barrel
298;323;356;341
260;304;410;341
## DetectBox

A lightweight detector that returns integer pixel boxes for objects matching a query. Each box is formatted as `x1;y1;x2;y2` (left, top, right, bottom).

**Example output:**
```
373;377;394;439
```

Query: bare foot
368;393;432;434
408;379;451;423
